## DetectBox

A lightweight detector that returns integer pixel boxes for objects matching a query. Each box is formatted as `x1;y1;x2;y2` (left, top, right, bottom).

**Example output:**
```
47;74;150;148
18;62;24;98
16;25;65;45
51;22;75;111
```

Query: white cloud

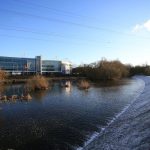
132;20;150;32
143;20;150;31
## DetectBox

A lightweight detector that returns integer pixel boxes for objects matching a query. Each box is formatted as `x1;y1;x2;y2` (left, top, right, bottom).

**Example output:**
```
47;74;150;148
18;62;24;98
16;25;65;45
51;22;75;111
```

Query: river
0;78;144;150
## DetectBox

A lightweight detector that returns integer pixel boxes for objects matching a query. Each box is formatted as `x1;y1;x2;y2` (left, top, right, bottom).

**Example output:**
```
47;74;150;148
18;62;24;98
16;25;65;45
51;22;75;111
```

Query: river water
0;78;144;150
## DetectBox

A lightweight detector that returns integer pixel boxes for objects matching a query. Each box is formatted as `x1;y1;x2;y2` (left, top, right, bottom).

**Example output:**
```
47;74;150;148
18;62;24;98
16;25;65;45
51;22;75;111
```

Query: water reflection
93;79;130;87
32;90;48;101
63;81;72;95
0;84;6;95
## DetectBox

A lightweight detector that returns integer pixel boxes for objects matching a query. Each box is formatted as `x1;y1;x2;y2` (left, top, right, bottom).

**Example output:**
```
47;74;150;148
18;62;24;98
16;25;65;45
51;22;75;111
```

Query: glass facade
42;60;61;72
0;56;72;75
35;56;42;74
0;56;36;73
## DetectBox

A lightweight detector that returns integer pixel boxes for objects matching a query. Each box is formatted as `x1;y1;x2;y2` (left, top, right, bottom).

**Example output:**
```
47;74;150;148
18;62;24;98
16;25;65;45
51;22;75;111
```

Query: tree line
73;59;150;81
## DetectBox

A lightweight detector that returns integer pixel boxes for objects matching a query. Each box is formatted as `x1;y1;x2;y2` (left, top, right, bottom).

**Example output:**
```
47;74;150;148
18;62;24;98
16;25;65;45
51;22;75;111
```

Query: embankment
2;77;85;84
83;76;150;150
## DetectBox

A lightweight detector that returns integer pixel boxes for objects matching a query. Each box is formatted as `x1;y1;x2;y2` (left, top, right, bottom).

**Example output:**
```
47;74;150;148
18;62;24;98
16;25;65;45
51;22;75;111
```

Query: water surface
0;79;144;150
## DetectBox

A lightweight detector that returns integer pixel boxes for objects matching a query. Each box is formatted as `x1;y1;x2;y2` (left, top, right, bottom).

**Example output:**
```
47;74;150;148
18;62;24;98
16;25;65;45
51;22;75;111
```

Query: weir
82;76;150;150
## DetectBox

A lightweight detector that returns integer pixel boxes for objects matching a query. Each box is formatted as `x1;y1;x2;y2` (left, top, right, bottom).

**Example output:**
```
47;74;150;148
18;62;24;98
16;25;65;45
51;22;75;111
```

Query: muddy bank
82;76;150;150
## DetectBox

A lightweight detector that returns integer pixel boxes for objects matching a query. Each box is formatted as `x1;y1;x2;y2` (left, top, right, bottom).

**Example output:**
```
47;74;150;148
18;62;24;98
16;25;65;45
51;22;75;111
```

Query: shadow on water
92;79;131;87
31;90;49;101
0;79;144;150
0;84;6;95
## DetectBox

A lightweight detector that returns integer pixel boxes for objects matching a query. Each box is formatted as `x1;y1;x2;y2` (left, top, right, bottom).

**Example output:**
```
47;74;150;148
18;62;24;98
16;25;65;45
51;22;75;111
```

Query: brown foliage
78;80;90;89
0;70;7;95
0;70;7;81
26;75;49;91
73;59;129;81
95;60;129;80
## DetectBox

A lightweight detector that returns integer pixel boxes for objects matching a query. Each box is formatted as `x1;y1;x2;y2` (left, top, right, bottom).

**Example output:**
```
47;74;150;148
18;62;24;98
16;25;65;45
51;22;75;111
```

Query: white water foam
76;77;145;150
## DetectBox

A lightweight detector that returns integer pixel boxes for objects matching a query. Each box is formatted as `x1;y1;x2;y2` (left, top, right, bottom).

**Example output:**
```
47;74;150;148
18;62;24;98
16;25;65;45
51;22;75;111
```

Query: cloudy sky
0;0;150;65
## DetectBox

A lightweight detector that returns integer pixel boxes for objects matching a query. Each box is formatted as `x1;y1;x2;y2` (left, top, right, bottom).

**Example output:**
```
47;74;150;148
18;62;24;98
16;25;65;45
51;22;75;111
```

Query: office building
0;56;72;75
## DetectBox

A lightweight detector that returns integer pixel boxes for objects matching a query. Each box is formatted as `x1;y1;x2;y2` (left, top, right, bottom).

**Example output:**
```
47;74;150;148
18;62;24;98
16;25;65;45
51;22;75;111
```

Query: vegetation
73;59;129;81
26;75;49;91
22;93;32;101
0;70;7;96
78;80;90;90
0;70;7;81
129;65;150;76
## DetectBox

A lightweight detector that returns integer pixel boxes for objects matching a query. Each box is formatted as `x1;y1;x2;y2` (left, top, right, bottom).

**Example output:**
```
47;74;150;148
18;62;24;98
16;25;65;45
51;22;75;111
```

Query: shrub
145;67;150;75
0;70;7;81
26;75;49;91
129;65;150;76
0;70;7;95
74;60;129;81
78;80;90;90
95;60;129;80
23;93;32;101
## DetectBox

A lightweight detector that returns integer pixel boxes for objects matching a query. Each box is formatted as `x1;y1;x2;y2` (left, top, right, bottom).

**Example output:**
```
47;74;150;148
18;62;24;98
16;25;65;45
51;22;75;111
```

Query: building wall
61;61;72;74
42;60;61;73
35;56;42;74
0;56;72;75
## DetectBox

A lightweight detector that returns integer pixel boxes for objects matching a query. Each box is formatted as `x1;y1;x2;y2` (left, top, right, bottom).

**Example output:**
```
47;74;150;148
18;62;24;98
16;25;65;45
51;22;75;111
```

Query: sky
0;0;150;66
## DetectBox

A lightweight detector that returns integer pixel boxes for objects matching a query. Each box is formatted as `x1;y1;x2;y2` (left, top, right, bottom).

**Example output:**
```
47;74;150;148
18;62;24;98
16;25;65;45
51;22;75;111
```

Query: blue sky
0;0;150;65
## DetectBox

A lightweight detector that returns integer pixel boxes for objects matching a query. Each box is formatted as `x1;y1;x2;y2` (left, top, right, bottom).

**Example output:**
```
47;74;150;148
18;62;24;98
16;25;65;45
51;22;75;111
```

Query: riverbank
82;76;150;150
1;77;86;84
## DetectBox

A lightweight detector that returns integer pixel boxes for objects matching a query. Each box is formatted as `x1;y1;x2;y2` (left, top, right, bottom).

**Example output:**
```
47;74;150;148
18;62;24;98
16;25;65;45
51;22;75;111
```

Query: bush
78;80;90;89
95;60;129;80
26;75;49;91
0;70;7;95
74;60;129;81
145;67;150;75
129;65;150;76
0;70;7;81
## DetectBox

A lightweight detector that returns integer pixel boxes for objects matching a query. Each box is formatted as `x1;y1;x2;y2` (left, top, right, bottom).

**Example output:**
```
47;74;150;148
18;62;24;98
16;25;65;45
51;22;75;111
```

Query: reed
78;80;90;90
26;75;49;91
23;93;32;101
0;70;7;81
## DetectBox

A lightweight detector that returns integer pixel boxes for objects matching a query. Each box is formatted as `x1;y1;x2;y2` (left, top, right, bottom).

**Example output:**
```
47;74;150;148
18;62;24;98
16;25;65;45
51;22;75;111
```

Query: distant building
0;56;72;75
42;60;61;74
61;61;72;74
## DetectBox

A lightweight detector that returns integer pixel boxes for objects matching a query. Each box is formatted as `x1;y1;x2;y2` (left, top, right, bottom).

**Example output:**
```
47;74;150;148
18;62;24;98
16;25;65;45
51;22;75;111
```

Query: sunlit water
0;79;144;150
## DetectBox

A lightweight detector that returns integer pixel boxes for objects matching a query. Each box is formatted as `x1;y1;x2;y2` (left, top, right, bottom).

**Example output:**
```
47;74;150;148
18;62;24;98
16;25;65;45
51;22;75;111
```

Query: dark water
0;79;144;150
